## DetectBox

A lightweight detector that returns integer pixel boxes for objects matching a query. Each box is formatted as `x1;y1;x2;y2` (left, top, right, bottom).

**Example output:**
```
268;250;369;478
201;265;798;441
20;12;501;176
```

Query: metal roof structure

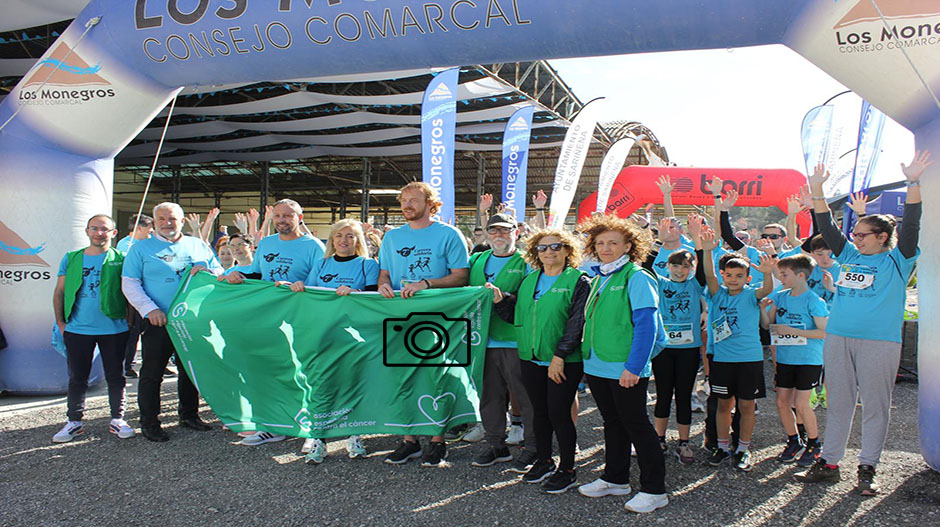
1;14;669;226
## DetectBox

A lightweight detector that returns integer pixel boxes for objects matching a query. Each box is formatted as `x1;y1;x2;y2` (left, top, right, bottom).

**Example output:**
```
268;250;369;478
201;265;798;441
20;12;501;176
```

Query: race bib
770;324;807;346
712;316;732;343
665;323;694;345
836;264;875;290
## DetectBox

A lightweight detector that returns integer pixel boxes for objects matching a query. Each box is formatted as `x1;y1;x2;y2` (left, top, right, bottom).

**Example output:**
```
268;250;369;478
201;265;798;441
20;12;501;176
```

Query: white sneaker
578;478;631;497
304;439;327;464
624;492;669;513
109;419;135;439
506;424;524;445
462;423;484;443
347;435;367;459
239;431;286;446
52;421;84;443
301;438;316;454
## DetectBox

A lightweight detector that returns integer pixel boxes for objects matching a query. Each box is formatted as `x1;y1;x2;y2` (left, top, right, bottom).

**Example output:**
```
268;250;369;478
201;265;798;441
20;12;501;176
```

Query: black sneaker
385;440;422;465
707;448;731;466
421;441;447;467
734;450;753;472
471;446;513;467
542;470;577;494
141;425;169;442
509;449;538;473
856;464;879;496
794;458;841;483
776;440;805;463
522;459;556;483
796;443;821;467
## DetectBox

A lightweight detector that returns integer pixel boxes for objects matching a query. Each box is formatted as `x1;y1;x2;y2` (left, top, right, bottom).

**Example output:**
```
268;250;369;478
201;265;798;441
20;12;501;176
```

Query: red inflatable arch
577;166;812;234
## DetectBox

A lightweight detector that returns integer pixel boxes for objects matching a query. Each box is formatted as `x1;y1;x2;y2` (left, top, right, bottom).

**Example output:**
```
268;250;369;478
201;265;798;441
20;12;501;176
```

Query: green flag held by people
166;272;492;439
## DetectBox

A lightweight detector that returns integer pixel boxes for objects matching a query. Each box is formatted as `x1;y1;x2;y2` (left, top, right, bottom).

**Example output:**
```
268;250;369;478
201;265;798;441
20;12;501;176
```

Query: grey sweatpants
480;347;536;451
820;334;900;466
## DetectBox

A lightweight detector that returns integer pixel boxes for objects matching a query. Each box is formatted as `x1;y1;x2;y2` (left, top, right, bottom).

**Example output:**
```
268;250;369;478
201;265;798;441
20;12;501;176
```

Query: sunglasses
851;231;878;240
487;227;513;235
760;233;783;240
536;243;566;252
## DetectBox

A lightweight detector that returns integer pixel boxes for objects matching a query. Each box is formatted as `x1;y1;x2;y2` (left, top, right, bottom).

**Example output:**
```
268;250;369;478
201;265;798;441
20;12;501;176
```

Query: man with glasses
122;203;223;442
52;215;134;443
468;213;538;473
378;181;470;466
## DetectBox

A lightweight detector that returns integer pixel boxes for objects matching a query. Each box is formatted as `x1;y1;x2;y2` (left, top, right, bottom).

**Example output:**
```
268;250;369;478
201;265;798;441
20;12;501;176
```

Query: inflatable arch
576;166;813;236
1;1;938;469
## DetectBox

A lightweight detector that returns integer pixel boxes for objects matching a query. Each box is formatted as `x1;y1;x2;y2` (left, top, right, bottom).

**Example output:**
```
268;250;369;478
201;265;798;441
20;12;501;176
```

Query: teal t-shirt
250;234;326;283
651;240;695;278
305;256;379;290
806;262;840;306
656;275;705;349
768;289;829;365
826;243;918;343
378;222;469;289
485;254;518;349
58;253;127;335
583;270;663;379
122;235;221;313
705;285;762;363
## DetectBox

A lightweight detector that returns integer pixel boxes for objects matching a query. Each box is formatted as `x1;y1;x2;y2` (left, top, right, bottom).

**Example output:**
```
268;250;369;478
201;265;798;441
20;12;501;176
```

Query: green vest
64;247;127;321
514;266;585;363
581;261;649;362
469;250;527;343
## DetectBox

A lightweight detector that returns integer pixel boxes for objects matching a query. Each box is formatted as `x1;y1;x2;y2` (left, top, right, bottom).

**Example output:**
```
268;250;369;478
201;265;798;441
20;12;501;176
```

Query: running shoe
52;421;84;443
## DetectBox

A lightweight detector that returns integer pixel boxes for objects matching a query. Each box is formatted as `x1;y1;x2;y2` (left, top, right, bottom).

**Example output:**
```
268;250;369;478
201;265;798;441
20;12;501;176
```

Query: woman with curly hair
488;228;591;494
575;214;669;514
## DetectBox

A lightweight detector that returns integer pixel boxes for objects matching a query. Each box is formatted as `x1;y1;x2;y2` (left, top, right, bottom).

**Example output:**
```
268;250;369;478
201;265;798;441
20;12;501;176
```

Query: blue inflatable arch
1;0;938;469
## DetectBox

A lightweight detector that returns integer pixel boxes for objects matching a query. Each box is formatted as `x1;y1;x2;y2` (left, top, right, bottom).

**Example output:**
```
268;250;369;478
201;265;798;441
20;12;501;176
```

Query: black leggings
519;359;582;471
651;347;700;425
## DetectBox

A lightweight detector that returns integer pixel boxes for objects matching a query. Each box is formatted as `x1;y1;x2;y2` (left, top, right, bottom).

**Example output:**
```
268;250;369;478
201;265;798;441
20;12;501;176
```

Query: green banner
166;272;492;438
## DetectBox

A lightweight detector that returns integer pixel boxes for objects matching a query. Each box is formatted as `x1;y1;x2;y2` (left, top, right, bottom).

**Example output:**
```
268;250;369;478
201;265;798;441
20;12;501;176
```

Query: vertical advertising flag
548;97;605;228
801;105;834;179
843;100;886;235
501;106;534;221
421;67;460;224
595;137;637;214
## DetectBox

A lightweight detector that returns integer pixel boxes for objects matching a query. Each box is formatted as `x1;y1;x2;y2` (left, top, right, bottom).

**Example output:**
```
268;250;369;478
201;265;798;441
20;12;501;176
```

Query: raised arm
898;150;931;258
532;190;547;229
807;163;848;257
657;175;676;219
699;227;720;296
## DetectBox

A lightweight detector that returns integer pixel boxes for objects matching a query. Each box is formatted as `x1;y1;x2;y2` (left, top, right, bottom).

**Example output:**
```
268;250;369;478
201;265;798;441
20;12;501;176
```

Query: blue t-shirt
768;288;829;365
826;243;919;343
225;264;253;276
705;285;762;363
116;236;132;253
806;262;839;306
250;234;325;283
583;270;665;379
485;254;520;349
57;253;127;335
379;222;469;289
305;256;379;290
656;275;705;349
579;257;600;277
713;246;764;288
122;235;220;313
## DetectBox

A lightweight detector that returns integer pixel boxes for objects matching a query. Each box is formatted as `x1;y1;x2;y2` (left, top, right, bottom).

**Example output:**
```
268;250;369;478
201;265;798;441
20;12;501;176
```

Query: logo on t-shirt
397;246;416;257
662;288;676;298
269;265;290;281
263;252;279;263
408;257;431;275
157;254;175;263
776;307;788;317
669;300;690;316
655;261;667;269
320;273;338;283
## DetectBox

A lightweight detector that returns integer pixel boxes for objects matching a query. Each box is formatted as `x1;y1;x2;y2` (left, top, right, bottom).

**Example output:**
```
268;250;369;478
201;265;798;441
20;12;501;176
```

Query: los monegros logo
0;221;52;285
17;43;116;105
833;0;940;54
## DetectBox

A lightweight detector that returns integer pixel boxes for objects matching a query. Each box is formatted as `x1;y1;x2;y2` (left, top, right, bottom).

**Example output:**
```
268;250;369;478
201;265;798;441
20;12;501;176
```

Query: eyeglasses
760;233;783;240
536;243;565;252
852;230;878;240
229;242;250;249
86;227;113;233
487;227;513;235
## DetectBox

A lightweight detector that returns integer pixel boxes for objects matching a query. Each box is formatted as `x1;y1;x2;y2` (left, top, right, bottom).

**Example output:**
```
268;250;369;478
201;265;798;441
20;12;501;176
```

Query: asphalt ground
1;360;937;527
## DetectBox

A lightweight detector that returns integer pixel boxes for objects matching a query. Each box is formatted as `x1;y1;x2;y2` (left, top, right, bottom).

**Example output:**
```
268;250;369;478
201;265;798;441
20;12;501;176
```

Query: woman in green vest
575;214;669;514
489;228;591;494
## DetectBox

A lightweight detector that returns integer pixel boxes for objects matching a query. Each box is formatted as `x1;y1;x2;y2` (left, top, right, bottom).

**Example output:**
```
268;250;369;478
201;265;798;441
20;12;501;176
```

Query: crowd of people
50;150;930;514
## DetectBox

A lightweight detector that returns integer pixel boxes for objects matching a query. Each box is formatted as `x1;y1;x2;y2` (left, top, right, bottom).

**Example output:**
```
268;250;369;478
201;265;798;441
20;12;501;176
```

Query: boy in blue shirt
761;254;829;467
700;228;774;472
